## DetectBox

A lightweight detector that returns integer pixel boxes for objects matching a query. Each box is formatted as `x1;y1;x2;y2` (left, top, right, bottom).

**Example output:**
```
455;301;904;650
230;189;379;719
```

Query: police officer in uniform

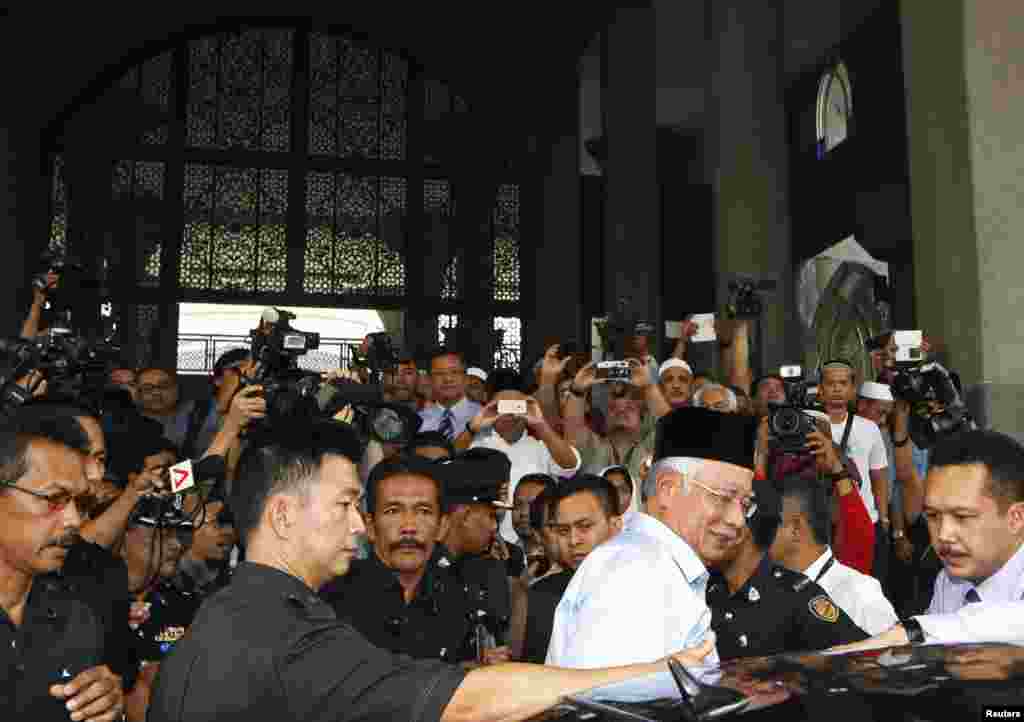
706;476;868;659
322;456;477;663
147;419;716;722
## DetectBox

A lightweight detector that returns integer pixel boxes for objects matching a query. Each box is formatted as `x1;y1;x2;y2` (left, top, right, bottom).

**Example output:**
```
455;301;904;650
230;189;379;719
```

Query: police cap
442;447;513;509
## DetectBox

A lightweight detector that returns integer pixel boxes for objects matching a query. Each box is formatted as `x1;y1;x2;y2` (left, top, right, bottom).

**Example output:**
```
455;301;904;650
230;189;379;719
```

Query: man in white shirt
417;349;481;442
769;476;898;634
819;360;890;578
546;408;759;669
830;429;1024;652
468;389;580;544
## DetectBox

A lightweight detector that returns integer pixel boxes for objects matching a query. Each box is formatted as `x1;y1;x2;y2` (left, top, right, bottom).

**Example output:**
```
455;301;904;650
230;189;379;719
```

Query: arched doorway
45;22;525;373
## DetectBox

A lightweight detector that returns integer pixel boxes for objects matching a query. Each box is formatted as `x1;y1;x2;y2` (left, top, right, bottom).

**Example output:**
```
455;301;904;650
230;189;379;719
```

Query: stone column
710;1;797;372
900;0;1024;439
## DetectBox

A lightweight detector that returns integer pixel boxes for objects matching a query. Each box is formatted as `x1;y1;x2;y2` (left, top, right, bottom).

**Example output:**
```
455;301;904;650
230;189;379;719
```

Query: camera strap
838;412;856;486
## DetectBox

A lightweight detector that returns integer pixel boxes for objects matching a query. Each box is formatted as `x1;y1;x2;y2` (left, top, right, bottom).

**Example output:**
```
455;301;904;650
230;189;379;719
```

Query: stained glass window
816;61;852;157
179;164;289;292
187;29;294;152
493;183;520;302
303;173;406;296
308;33;407;160
438;314;459;346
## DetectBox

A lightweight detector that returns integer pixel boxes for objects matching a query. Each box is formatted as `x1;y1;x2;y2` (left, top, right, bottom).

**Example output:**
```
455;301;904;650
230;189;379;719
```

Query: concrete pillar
528;68;582;363
900;0;1024;439
601;5;661;358
710;1;797;372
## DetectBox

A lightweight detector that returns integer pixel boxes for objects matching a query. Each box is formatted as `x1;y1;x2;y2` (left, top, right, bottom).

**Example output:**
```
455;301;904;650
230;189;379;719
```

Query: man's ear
265;495;295;541
1006;501;1024;537
436;513;451;542
610;514;624;535
656;471;682;501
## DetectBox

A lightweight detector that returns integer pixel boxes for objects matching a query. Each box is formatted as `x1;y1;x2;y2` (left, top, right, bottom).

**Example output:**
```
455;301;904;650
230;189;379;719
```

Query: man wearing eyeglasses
0;430;125;722
705;476;868;659
547;408;759;668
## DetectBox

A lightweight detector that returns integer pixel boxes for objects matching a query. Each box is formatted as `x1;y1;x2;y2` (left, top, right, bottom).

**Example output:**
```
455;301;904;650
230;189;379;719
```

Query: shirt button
14;662;25;674
738;634;749;648
724;612;734;621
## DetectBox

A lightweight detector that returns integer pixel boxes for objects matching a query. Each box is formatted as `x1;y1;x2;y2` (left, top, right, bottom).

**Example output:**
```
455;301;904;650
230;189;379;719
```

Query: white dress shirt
803;547;899;635
827;413;889;523
916;542;1024;643
546;512;718;669
470;428;581;543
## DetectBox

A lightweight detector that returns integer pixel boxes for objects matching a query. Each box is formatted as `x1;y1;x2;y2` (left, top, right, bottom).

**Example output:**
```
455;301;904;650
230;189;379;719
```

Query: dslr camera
767;365;820;454
876;331;975;449
595;360;632;383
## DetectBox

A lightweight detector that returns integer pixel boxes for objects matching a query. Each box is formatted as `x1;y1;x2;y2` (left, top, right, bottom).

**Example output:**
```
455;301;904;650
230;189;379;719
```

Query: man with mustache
832;430;1024;651
323;455;486;663
0;429;125;722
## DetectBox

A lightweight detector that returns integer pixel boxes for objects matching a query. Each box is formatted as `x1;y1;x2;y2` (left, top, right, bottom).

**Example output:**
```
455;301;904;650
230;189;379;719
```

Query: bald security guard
706;475;868;659
147;419;715;722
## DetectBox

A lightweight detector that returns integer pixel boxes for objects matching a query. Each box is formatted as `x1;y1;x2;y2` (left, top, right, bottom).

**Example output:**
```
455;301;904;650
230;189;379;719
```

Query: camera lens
771;407;804;436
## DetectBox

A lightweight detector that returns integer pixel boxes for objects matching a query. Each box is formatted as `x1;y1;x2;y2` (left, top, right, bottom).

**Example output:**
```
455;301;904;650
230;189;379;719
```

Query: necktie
964;588;982;605
438;409;454;440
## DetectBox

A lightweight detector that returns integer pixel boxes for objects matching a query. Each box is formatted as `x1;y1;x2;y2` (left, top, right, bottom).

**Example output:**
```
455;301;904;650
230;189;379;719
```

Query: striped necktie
964;588;982;605
438;408;455;440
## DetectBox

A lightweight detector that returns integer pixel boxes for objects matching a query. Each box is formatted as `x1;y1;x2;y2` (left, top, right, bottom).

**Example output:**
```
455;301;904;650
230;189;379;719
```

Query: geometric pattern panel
437;313;460;347
118;50;174;145
309;32;407;160
187;29;293;152
304;172;406;296
493;183;521;302
179;164;289;292
425;178;458;300
493;316;522;372
136;304;160;369
48;154;67;257
112;160;167;288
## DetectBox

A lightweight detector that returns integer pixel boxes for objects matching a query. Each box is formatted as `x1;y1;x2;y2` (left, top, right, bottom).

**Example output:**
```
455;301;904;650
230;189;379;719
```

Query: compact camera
595;361;632;382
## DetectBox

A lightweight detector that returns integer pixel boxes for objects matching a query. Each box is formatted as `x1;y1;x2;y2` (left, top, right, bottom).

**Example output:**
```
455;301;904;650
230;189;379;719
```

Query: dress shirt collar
974;541;1024;603
802;546;834;581
630;512;707;584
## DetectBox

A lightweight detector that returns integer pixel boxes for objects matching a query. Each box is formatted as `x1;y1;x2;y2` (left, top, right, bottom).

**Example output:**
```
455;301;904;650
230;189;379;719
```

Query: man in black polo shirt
0;429;123;722
147;420;715;722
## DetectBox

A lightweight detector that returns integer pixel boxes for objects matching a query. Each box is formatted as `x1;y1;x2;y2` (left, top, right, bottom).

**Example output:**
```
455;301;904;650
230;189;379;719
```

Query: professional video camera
725;275;778;320
0;329;121;415
349;332;399;384
767;365;821;454
875;331;976;449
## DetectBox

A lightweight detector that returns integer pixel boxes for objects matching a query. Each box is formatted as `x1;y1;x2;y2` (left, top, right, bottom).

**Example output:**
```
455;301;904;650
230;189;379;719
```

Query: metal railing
177;334;362;375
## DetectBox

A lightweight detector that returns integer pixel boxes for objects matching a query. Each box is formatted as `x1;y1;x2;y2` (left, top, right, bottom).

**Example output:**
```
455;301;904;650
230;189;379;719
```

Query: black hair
0;427;33;486
231;420;364;541
728;384;750;400
930;430;1024;510
407;431;455;460
13;404;90;454
552;473;621;518
487;368;523;396
748;506;782;551
107;430;178;479
777;475;832;547
213;347;252;375
365;455;447;516
428;347;465;368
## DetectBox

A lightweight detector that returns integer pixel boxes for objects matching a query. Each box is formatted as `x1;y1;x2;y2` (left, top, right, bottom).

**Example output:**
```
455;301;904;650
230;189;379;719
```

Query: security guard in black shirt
706;477;869;659
149;419;718;722
0;431;123;722
322;456;476;663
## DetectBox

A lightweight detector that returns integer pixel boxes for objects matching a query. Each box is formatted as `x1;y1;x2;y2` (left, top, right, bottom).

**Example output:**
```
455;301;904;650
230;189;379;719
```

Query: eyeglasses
688;479;757;520
2;482;89;514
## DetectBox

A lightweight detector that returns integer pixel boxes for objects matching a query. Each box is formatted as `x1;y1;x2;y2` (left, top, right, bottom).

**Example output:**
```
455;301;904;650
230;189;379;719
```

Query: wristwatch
900;617;926;645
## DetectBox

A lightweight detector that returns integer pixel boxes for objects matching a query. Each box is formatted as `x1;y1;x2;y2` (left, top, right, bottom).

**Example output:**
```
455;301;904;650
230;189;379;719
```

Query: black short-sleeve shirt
0;574;106;721
148;562;468;722
707;556;868;660
522;570;574;664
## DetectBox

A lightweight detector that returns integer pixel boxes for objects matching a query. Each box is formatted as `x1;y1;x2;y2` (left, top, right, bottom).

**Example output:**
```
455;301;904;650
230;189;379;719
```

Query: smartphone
497;399;528;416
892;330;924;363
691;313;716;343
595;361;632;382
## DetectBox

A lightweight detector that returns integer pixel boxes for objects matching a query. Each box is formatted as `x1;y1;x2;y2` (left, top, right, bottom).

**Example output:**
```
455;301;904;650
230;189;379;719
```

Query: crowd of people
3;303;1023;722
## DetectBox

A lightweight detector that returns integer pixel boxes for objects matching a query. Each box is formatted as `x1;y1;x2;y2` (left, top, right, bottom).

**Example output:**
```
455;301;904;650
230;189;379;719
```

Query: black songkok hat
654;407;757;469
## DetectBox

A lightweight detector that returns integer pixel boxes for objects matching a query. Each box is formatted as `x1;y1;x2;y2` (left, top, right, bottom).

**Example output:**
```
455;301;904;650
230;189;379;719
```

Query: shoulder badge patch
808;595;840;623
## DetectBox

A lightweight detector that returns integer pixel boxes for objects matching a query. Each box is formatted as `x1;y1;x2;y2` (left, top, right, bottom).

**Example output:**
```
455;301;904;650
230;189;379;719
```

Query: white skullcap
659;358;693;377
859;381;894;402
466;367;488;382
